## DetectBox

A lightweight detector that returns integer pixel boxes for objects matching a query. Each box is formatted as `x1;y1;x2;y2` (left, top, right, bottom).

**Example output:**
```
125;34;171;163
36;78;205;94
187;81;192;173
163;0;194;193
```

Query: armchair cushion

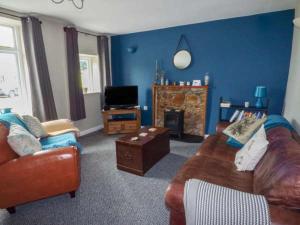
22;115;48;138
7;124;42;156
42;119;80;137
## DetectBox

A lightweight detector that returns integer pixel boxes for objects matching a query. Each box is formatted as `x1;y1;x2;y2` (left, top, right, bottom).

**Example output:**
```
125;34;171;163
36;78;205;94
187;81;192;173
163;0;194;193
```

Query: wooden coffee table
116;127;170;176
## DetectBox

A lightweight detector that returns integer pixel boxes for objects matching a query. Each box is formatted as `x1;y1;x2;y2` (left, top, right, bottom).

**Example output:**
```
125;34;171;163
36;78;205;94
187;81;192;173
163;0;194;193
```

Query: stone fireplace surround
152;85;208;136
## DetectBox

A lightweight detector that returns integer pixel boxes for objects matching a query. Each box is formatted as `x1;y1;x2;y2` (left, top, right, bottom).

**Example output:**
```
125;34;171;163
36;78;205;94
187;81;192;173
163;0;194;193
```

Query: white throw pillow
22;115;48;138
235;125;269;171
7;124;42;156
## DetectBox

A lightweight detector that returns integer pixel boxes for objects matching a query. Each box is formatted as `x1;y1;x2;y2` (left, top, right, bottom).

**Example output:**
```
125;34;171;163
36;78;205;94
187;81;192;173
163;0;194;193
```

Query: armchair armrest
42;119;80;137
0;147;80;208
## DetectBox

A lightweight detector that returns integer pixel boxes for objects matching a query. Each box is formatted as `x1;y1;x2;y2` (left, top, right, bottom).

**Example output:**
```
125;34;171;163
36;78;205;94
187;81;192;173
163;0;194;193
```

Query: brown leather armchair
0;123;80;213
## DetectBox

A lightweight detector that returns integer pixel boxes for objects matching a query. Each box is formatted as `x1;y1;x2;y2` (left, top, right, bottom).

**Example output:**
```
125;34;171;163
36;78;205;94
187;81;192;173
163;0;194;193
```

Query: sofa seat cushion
165;155;253;213
196;134;238;162
40;132;82;151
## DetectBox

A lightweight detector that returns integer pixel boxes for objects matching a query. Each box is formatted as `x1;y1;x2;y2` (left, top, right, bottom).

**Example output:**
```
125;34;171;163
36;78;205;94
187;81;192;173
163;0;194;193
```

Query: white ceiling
0;0;297;35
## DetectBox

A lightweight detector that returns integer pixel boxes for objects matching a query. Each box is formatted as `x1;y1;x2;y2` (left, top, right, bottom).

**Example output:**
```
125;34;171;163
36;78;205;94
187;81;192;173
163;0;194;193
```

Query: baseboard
79;125;103;137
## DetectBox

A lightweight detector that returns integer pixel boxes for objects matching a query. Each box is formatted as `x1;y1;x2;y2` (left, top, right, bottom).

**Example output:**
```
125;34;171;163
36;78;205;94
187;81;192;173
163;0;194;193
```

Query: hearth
164;109;184;139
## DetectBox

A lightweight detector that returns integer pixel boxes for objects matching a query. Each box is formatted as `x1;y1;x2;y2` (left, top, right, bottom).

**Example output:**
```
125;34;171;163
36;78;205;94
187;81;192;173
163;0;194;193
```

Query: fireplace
164;109;184;139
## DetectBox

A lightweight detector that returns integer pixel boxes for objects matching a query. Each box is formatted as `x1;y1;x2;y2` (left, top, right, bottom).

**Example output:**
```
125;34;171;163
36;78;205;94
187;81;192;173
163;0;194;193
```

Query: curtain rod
63;27;98;37
78;31;98;37
0;11;22;19
0;12;42;24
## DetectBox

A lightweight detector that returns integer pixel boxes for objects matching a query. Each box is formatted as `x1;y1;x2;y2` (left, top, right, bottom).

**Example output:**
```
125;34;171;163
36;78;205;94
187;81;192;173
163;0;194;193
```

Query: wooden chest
116;127;170;176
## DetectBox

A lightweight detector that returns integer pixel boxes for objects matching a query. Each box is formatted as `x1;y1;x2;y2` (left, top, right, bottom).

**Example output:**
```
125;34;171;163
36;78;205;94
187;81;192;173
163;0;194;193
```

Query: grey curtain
65;27;86;121
97;35;111;109
21;16;58;121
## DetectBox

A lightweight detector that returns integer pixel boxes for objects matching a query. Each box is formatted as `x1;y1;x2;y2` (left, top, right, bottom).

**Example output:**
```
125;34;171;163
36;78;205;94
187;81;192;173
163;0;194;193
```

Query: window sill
83;92;100;95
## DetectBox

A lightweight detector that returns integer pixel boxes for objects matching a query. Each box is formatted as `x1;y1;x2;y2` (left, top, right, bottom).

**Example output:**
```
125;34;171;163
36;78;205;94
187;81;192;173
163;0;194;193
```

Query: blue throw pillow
264;115;293;131
0;113;28;130
226;137;243;148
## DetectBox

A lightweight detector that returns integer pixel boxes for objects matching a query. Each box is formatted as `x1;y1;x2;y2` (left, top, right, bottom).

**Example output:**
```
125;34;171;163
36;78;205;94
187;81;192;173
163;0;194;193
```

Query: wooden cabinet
102;109;141;134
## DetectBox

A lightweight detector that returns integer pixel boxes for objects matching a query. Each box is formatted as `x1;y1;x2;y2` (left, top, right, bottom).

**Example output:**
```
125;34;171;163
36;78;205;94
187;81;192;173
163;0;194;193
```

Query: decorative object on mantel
192;80;201;86
204;73;210;85
255;86;267;108
154;60;166;85
51;0;84;9
152;85;208;136
173;35;192;70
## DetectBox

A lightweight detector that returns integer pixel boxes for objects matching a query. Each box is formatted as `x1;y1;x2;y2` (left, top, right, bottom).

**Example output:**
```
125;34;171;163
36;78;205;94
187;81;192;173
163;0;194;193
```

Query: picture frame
192;80;201;86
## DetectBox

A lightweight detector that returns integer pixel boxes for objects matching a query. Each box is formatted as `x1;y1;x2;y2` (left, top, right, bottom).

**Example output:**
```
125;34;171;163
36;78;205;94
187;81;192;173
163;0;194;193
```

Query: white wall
41;17;103;134
284;2;300;133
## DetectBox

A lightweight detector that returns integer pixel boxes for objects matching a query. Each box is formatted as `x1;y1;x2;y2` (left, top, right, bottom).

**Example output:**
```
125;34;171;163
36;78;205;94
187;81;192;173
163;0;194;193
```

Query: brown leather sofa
165;122;300;225
0;123;80;214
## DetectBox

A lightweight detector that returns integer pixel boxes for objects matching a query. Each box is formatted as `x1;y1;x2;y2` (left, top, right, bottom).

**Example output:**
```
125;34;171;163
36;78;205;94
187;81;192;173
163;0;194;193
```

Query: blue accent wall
111;10;294;134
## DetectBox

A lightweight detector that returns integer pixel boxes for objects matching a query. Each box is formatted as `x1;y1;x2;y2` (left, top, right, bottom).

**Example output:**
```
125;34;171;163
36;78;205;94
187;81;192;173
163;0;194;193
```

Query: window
79;54;101;94
0;18;31;115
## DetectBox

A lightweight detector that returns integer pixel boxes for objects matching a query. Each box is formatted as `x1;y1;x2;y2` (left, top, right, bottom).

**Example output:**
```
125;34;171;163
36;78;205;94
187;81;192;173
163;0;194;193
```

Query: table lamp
255;86;267;108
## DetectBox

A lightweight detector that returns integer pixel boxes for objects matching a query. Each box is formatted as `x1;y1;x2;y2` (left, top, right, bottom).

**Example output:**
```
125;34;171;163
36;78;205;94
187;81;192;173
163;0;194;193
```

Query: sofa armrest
0;147;80;208
42;119;80;137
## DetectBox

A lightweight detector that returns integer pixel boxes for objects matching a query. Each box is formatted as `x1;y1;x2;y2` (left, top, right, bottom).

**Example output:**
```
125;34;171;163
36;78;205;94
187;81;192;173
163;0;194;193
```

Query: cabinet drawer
108;123;122;132
124;122;138;130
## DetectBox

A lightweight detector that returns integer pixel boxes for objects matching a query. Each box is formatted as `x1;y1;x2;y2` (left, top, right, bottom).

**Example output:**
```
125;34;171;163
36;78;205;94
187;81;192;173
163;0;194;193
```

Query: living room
0;0;300;224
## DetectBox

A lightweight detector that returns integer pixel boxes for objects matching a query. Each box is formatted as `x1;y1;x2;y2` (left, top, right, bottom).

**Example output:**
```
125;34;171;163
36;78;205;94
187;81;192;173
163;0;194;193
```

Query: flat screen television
104;86;138;109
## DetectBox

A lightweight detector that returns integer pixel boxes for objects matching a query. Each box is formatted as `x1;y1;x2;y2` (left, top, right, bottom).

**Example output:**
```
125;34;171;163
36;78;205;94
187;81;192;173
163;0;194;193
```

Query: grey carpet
0;131;199;225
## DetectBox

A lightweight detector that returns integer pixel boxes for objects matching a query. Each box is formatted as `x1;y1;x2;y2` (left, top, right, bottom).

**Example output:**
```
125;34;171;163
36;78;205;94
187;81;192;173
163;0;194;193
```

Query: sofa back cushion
253;127;300;209
0;123;18;165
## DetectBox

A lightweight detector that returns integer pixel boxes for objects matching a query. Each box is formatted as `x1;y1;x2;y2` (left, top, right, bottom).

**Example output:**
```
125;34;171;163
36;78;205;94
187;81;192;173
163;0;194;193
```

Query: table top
116;127;169;146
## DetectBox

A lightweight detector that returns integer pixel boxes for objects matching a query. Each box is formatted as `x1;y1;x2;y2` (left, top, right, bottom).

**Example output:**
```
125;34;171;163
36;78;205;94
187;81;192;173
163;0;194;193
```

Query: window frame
79;53;101;95
0;19;31;115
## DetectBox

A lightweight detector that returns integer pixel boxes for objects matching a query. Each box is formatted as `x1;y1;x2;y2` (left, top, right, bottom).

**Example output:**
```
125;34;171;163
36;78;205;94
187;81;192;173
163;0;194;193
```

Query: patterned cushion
22;115;48;138
7;124;42;156
223;117;266;145
235;125;269;171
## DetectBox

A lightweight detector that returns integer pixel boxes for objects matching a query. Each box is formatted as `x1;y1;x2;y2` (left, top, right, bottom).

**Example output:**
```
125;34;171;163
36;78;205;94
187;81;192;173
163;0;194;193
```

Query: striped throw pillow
22;115;48;138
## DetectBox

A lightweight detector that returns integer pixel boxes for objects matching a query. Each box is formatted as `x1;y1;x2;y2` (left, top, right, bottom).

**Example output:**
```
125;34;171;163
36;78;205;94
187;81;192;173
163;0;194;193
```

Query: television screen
104;86;138;108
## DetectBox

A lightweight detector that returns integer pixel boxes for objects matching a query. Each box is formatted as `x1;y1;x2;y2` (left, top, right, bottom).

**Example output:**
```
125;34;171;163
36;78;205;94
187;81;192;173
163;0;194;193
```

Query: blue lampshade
254;86;267;98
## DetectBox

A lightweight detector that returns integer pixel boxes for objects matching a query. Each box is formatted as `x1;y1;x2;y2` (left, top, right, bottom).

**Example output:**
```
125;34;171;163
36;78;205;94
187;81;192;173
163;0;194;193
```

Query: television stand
102;108;141;134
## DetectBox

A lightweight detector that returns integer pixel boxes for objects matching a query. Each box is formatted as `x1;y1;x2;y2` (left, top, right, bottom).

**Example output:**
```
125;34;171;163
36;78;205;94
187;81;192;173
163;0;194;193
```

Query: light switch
143;106;148;111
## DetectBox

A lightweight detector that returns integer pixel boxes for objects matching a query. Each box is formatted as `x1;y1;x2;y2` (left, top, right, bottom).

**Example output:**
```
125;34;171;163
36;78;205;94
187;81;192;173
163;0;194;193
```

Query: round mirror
173;50;192;69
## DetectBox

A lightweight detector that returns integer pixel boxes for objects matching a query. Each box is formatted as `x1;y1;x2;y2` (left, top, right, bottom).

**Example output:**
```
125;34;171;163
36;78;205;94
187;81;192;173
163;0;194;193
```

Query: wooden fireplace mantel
152;85;208;136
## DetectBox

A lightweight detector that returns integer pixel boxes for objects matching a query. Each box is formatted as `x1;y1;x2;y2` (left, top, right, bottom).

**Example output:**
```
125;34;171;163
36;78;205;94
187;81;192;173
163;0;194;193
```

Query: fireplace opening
163;108;204;143
164;109;184;139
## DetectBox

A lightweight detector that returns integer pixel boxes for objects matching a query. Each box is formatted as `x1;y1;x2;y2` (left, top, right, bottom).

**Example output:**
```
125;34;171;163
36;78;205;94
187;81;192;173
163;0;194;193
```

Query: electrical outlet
143;106;148;111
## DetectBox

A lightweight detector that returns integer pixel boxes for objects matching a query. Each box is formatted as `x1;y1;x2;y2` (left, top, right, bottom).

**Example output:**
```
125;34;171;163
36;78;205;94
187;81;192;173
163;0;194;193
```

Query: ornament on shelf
204;72;210;86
